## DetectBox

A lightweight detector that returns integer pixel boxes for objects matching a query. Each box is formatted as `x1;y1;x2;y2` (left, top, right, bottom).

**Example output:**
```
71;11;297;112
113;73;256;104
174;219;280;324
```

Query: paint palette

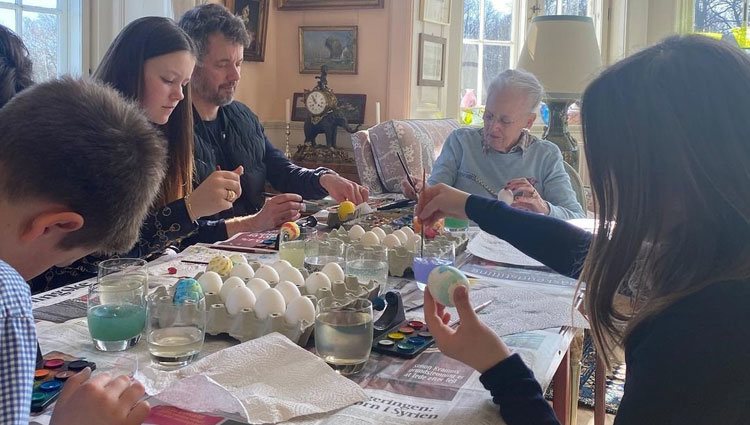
31;357;96;413
372;319;434;359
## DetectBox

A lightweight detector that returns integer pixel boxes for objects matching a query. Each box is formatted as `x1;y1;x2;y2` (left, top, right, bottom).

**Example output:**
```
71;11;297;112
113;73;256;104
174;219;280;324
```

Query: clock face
306;91;328;115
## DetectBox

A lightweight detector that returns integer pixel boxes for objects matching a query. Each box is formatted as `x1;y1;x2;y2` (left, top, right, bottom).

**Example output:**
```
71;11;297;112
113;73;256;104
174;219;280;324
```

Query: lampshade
517;15;602;101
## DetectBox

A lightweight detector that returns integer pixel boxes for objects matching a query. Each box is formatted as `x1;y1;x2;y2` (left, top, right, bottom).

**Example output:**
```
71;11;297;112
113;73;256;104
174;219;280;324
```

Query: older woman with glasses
402;69;584;219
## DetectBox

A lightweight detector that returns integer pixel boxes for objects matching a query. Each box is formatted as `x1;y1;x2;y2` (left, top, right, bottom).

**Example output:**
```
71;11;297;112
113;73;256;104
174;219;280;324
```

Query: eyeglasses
482;112;524;128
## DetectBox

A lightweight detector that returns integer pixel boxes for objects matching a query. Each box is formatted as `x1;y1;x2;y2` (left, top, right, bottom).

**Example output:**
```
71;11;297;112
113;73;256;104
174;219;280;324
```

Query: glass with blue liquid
413;241;455;290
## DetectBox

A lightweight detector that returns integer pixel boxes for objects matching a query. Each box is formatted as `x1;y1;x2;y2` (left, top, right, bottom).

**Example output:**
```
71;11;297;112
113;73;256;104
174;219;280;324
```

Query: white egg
246;278;271;297
197;271;223;294
321;262;345;282
392;229;408;244
348;224;365;241
400;226;415;238
275;280;302;305
271;259;293;272
254;288;286;320
371;226;387;242
305;271;332;294
408;234;422;251
284;296;316;325
382;234;402;248
498;188;514;205
277;267;305;286
225;286;256;315
229;254;248;265
229;262;255;280
254;265;279;284
360;231;380;247
219;277;246;303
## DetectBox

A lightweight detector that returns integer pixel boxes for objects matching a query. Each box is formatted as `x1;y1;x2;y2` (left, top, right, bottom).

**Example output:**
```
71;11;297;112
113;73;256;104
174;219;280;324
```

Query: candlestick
285;98;291;124
375;101;381;124
285;122;291;159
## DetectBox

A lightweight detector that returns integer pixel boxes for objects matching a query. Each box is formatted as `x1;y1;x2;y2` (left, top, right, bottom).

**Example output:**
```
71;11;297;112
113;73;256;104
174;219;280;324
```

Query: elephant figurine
303;109;361;148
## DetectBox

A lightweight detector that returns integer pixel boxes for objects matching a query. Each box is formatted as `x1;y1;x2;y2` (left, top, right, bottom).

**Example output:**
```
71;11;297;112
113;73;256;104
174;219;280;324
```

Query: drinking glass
146;291;206;369
315;297;373;375
413;241;455;291
87;259;148;351
345;245;388;292
279;226;317;269
304;237;345;273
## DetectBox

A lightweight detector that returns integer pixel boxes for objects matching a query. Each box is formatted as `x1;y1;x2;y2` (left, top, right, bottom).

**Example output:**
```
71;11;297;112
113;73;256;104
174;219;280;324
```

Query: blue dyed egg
173;278;203;304
427;265;470;307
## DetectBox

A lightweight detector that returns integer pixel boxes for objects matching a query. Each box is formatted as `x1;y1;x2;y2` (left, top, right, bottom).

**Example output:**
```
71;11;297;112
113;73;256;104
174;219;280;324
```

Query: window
0;0;82;81
461;0;599;107
684;0;750;47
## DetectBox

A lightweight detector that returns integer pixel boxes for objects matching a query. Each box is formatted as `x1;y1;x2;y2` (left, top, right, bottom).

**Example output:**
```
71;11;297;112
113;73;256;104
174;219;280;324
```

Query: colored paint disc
398;326;415;334
407;321;424;329
377;339;395;347
31;393;46;403
387;332;405;340
418;331;433;338
34;369;50;379
396;342;416;352
67;360;89;371
407;336;427;345
55;370;76;380
39;380;63;392
44;359;65;369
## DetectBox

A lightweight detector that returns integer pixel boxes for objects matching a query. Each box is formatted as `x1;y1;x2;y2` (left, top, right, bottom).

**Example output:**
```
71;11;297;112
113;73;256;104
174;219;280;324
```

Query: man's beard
192;72;234;107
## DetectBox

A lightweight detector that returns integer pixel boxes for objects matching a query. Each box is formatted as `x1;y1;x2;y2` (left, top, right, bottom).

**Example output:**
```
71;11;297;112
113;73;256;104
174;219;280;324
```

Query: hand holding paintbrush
395;153;426;257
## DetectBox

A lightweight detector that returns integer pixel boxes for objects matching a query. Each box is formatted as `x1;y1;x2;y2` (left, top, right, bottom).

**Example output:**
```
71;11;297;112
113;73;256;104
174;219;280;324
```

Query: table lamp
517;15;602;171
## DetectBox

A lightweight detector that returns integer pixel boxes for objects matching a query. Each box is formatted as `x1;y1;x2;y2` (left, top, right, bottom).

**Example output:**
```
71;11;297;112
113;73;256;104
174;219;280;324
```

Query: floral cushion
351;130;386;194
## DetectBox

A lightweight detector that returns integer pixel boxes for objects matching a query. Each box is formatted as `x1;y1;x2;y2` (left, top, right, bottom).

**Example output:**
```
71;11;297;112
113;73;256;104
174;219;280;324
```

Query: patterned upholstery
351;119;460;194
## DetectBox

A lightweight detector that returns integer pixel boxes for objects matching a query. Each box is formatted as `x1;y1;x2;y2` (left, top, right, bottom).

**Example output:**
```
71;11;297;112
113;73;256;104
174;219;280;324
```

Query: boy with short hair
0;77;167;424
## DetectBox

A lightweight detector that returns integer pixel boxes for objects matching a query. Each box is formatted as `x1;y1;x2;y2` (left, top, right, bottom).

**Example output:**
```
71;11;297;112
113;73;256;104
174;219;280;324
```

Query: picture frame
421;0;451;25
278;0;384;10
299;26;358;75
417;33;446;87
292;92;367;124
226;0;270;62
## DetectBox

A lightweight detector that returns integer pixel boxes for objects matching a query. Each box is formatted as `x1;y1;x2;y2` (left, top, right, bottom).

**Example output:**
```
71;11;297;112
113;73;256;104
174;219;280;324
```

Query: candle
285;98;291;124
375;102;381;125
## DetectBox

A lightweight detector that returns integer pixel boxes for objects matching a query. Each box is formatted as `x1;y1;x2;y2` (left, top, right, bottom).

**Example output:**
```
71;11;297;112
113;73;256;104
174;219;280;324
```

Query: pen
450;299;493;328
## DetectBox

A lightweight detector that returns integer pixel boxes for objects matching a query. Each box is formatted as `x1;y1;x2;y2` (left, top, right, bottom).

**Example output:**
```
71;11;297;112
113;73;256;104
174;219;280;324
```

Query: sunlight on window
1;0;62;81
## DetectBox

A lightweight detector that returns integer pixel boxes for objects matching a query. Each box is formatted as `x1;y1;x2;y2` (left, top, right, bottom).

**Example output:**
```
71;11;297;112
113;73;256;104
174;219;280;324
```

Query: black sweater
466;195;750;425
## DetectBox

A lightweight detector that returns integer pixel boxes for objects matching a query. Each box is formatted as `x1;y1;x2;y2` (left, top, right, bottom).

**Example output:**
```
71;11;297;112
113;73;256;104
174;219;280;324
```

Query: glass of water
279;226;317;269
315;297;373;375
87;259;148;351
345;245;388;292
413;241;455;291
146;291;206;369
304;237;345;273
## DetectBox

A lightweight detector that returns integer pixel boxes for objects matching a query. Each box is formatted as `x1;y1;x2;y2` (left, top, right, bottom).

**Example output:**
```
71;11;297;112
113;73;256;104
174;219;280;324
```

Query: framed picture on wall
291;92;367;124
299;26;358;74
278;0;384;10
418;33;446;87
226;0;270;61
421;0;451;25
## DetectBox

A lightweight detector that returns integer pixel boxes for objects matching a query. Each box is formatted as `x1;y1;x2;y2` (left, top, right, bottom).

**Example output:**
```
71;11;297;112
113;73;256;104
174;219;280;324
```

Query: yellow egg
338;200;356;220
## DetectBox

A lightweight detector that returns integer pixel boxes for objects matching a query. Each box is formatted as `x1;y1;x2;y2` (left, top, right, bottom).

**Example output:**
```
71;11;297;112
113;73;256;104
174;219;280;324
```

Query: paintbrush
450;299;493;328
394;152;423;256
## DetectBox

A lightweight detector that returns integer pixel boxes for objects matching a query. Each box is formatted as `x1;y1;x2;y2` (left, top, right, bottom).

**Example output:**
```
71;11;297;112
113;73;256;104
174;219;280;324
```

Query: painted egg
254;265;279;284
229;254;248;265
360;231;380;247
246;277;271;297
400;226;415;238
225;286;256;315
427;265;470;307
348;224;365;241
338;200;356;221
280;221;301;241
254;288;286;320
275;280;301;305
321;262;345;282
371;226;387;242
284;296;316;325
207;255;233;276
173;278;203;305
392;229;408;244
271;259;293;272
230;263;255;280
197;271;223;294
278;267;305;286
219;277;246;303
305;271;332;294
498;189;513;205
383;234;402;248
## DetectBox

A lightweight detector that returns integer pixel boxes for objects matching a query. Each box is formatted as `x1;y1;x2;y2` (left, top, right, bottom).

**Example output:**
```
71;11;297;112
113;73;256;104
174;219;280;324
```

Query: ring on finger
226;189;237;202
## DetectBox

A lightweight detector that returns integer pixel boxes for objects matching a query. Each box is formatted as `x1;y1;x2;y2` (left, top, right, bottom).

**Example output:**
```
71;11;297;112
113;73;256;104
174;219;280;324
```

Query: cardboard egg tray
197;262;380;345
326;208;413;229
323;229;470;277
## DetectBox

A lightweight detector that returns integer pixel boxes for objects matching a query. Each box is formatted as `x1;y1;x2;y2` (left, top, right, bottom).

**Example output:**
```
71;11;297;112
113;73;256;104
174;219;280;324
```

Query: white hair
486;68;545;113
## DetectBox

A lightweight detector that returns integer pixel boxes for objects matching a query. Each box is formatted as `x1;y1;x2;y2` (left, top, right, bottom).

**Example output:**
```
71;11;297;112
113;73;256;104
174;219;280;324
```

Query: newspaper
467;230;546;267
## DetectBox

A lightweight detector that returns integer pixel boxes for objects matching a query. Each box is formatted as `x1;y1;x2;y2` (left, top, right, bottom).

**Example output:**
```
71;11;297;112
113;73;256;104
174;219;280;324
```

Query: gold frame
299;26;358;75
226;0;270;62
420;0;451;25
278;0;384;10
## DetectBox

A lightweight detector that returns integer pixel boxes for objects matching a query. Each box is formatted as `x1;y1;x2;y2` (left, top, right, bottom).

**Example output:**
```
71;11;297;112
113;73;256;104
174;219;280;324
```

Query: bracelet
184;193;197;222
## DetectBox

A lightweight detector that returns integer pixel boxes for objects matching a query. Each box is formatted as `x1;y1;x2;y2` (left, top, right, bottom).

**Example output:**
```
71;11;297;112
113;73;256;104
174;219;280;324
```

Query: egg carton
322;231;470;277
200;262;380;345
326;209;412;229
